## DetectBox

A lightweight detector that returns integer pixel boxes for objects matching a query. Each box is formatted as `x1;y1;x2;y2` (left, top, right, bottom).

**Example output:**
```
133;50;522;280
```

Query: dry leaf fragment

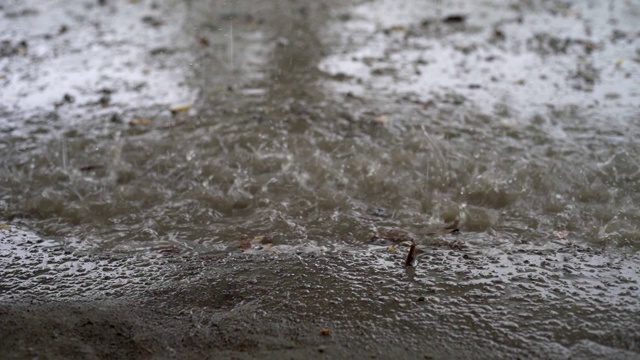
196;36;210;47
130;118;152;126
320;329;331;336
170;105;192;115
389;25;407;32
0;224;10;231
374;115;389;125
259;236;273;244
553;231;569;240
251;235;274;245
238;240;251;250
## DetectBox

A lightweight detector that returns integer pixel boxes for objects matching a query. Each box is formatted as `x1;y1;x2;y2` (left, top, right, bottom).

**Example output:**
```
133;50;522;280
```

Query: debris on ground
405;242;417;267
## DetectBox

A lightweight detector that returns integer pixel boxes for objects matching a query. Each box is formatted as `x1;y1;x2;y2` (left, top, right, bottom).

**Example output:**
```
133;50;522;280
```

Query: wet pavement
1;0;640;359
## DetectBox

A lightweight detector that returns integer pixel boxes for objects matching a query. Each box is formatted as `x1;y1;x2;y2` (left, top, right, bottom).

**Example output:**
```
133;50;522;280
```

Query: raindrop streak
228;20;234;71
61;139;68;171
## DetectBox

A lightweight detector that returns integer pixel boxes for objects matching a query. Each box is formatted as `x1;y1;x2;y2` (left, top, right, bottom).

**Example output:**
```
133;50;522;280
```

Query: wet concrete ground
2;225;640;359
2;0;640;359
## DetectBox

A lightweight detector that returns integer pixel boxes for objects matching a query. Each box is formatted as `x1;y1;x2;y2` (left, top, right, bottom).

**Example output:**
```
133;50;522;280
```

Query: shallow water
2;0;639;255
1;0;640;357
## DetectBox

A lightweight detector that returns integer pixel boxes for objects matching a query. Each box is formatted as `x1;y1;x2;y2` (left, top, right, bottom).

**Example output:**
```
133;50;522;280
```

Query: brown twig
405;242;417;267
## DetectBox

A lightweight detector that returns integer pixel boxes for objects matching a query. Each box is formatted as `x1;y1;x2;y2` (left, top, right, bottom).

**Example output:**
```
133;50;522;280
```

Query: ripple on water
2;0;640;256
